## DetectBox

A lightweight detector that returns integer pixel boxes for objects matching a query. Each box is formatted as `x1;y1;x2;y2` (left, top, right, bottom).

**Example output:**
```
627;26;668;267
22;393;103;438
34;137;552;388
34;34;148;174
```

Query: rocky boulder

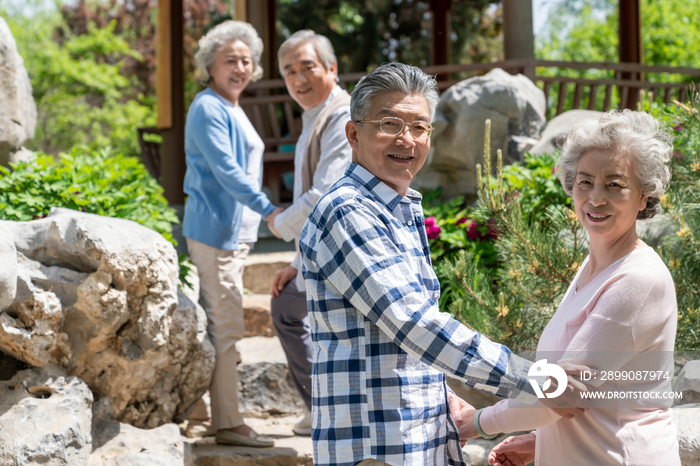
674;360;700;406
0;208;214;428
675;403;700;466
0;366;93;465
413;68;546;200
529;109;603;155
0;225;17;309
0;17;37;166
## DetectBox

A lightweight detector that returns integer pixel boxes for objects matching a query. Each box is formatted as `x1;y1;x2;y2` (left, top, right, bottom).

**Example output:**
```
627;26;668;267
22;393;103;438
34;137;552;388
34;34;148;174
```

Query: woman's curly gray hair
194;20;264;85
556;109;673;220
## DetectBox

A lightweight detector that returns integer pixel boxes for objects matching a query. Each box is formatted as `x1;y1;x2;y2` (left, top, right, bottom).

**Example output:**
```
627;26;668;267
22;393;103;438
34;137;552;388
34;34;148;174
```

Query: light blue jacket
183;88;275;250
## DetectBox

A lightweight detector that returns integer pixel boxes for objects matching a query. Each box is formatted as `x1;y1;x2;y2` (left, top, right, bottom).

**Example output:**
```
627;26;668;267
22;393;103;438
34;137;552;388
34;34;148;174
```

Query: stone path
183;252;505;465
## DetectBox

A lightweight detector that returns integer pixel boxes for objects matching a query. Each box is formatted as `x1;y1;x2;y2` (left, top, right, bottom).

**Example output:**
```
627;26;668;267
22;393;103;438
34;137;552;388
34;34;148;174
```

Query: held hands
447;392;478;447
266;207;284;239
271;266;297;298
487;433;536;466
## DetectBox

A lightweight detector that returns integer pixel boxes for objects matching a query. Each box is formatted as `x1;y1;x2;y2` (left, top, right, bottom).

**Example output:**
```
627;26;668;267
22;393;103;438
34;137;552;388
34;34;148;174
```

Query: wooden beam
156;0;186;204
247;0;277;79
503;0;534;77
235;0;247;21
156;0;172;129
619;0;642;109
429;0;451;68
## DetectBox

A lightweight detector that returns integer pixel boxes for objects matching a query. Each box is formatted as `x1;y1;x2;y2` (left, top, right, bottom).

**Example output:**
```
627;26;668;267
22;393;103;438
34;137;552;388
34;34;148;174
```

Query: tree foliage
277;0;503;74
2;4;155;156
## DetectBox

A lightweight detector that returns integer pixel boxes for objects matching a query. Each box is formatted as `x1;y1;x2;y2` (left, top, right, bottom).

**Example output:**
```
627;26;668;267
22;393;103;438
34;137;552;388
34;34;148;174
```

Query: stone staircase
189;251;505;466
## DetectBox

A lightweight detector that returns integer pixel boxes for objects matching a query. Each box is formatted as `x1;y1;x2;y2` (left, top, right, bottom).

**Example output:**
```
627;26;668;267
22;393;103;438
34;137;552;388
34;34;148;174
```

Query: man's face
280;42;337;111
346;91;431;196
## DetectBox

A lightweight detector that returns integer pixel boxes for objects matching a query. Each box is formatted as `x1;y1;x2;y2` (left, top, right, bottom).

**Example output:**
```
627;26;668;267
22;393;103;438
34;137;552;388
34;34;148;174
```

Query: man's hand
487;433;536;466
271;266;298;298
266;208;284;239
537;361;591;419
447;392;478;446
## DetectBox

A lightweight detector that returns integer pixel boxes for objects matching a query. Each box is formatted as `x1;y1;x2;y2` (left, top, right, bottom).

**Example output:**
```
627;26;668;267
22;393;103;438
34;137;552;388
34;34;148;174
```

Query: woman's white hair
194;20;264;85
556;109;673;220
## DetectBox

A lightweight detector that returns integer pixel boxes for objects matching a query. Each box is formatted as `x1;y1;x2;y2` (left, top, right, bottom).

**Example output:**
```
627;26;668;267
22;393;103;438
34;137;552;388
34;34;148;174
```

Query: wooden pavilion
151;0;697;204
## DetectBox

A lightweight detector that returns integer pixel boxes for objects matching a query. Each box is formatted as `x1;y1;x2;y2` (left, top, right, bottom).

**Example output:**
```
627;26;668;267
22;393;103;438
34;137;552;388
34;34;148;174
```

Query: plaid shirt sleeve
307;197;535;400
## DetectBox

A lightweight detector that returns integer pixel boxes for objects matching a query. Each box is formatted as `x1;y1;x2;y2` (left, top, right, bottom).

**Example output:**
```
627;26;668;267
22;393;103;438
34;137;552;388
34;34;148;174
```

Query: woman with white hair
183;20;281;448
464;110;681;465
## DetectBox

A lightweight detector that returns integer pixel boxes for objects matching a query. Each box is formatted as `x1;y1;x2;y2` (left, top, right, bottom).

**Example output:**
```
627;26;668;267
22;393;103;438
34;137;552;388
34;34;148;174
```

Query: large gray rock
0;17;36;166
90;422;192;466
529;109;603;155
237;336;305;414
675;403;700;466
0;208;214;428
0;225;17;309
413;68;546;200
0;366;93;465
674;360;700;406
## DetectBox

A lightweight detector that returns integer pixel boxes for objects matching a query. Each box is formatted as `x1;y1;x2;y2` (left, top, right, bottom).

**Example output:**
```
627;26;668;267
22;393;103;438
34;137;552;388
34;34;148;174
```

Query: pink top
479;247;680;465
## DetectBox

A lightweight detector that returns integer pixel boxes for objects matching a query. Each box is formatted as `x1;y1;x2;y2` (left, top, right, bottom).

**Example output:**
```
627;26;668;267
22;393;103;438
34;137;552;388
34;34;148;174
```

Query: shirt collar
301;85;343;124
345;163;421;211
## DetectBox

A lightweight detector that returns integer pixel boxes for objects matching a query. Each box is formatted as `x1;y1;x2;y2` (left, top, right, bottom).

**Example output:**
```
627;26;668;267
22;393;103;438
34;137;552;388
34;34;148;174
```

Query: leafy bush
501;152;570;224
0;147;190;286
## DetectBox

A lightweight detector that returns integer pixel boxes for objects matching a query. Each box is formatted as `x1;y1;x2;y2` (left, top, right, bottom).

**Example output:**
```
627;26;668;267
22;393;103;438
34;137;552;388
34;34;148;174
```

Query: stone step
243;294;274;337
243;251;296;294
237;336;306;415
188;414;313;466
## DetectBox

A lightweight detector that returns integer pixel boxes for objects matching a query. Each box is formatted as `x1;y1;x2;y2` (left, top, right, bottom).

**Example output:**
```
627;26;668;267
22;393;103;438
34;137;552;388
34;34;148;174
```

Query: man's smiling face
346;91;431;196
281;42;337;111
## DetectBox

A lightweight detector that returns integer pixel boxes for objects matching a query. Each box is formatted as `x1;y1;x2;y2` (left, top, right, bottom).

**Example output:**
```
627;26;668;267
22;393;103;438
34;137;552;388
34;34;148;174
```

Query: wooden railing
241;59;700;163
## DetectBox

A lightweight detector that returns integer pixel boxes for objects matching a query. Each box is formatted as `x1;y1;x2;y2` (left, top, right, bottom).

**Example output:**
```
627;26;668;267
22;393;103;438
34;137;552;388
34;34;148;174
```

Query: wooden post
247;0;277;79
619;0;642;109
429;0;451;82
503;0;535;78
156;0;186;204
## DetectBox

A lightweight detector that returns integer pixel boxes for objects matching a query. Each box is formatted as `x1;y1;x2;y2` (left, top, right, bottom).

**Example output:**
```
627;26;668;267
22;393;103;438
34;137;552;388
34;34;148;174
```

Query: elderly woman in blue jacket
183;20;282;448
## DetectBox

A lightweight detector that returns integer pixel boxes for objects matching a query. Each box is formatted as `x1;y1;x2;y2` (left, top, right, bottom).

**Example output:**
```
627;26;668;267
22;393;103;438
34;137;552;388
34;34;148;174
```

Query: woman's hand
488;433;536;466
266;207;284;239
271;265;298;298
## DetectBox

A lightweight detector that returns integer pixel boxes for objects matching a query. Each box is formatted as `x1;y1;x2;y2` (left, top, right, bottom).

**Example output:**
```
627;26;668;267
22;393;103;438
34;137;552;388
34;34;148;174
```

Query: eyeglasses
355;116;433;140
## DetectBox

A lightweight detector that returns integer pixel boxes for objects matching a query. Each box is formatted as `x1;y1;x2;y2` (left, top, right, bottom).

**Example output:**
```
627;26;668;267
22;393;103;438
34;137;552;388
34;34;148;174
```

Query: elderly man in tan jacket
266;30;352;436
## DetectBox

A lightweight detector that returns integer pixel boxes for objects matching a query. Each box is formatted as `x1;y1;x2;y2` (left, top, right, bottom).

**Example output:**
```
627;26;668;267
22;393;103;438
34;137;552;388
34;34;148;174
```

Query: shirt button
433;292;439;299
407;220;413;226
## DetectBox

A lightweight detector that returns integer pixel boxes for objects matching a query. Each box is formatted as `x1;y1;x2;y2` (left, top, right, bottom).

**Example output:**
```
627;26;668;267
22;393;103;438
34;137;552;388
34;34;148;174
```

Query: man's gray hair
278;30;337;75
556;109;673;220
350;63;439;122
194;20;264;85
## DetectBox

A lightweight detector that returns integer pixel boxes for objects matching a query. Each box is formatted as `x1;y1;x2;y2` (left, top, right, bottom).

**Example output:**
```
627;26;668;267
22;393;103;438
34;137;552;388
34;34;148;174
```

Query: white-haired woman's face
209;40;253;105
572;148;647;244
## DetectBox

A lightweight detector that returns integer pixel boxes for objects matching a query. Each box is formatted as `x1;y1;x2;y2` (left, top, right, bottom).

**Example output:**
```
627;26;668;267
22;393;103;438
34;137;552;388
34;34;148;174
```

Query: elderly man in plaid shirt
299;63;579;466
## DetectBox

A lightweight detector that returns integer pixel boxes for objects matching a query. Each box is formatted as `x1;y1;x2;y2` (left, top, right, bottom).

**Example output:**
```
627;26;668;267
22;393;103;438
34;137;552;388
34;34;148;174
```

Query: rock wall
0;17;36;166
0;208;214;428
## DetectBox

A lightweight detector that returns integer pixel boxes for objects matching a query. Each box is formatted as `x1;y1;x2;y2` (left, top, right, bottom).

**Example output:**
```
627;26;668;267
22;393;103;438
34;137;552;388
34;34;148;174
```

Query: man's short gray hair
350;63;439;123
278;30;337;74
194;20;264;85
556;109;673;220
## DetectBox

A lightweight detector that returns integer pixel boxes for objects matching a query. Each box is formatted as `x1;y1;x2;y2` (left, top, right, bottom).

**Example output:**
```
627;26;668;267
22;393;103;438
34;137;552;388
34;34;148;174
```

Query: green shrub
0;147;190;287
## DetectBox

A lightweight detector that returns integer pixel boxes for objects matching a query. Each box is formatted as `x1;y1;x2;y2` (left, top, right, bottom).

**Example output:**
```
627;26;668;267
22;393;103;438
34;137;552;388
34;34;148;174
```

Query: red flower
456;217;468;225
467;221;480;241
425;216;441;240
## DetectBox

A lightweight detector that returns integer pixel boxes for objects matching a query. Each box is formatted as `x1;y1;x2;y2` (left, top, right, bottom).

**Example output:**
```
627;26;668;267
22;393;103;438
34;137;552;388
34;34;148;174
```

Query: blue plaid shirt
299;164;536;466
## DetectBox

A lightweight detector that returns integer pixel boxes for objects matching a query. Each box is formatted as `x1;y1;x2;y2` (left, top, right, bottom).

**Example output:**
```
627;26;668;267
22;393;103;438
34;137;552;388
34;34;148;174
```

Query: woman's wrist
474;408;499;439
